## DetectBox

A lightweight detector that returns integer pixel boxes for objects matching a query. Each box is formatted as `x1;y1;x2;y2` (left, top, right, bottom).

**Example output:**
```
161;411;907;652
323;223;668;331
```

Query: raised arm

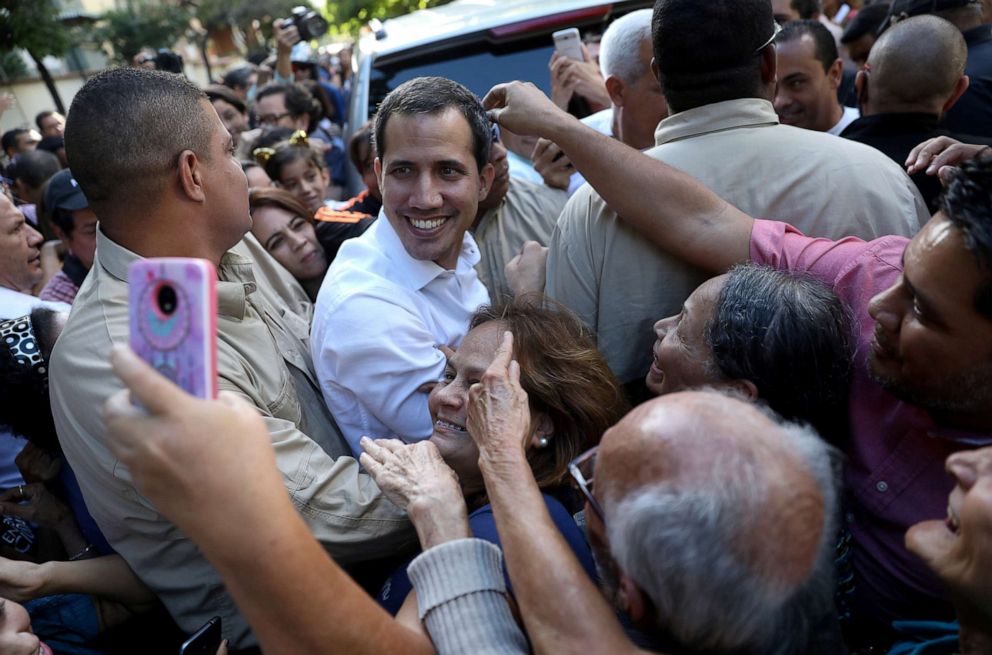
102;347;435;655
466;333;646;655
483;82;754;274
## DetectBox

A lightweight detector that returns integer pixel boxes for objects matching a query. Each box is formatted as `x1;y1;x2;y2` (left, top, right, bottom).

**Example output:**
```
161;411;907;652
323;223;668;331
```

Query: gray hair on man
599;9;654;83
606;407;839;654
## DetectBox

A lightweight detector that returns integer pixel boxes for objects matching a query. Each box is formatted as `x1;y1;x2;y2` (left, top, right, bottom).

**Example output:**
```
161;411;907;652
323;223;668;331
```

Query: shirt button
875;481;888;493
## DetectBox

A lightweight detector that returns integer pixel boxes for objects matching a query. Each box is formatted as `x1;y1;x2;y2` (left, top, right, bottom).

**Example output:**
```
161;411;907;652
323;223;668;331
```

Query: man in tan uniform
50;68;412;650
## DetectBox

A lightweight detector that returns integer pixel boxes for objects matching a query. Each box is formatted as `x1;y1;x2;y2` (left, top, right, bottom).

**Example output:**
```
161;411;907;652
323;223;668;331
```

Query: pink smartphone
128;258;218;399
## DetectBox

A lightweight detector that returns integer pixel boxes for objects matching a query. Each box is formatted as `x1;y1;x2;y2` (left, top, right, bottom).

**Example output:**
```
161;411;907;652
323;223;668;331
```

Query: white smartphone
552;28;584;62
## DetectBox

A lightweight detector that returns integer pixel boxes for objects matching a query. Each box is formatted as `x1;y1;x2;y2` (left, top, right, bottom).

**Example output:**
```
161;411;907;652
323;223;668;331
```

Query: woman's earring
538;436;550;449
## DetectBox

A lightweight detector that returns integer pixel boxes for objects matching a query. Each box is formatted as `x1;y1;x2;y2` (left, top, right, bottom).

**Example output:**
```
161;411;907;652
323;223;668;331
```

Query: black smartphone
180;617;222;655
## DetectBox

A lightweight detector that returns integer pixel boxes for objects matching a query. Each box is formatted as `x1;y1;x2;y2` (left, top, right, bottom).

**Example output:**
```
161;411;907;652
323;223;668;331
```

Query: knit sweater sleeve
408;538;529;655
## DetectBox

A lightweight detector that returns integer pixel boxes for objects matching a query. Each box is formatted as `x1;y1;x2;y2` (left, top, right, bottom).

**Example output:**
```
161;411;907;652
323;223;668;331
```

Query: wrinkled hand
549;48;609;111
467;332;531;466
15;443;61;485
906;450;992;632
0;556;45;601
0;483;71;531
906;136;990;187
532;138;574;190
102;346;284;547
359;438;469;549
483;82;571;140
505;240;548;296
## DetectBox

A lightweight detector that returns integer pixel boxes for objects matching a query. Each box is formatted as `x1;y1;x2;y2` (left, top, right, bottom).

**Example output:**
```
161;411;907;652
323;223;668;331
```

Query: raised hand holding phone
128;258;218;400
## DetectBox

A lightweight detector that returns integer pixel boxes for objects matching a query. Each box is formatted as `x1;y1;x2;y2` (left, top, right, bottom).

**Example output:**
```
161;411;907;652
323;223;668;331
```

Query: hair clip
289;130;310;147
253;147;275;166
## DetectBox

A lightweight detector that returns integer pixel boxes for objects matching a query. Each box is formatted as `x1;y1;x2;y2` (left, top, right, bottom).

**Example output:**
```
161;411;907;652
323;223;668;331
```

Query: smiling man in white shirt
311;77;496;454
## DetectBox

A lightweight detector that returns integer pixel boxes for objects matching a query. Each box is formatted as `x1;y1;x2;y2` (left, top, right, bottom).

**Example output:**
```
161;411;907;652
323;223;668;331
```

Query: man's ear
478;161;495;201
760;45;778;85
943;75;971;114
295;114;311;133
617;573;647;623
177;150;206;203
724;378;759;401
854;68;868;114
605;75;624;107
827;58;844;90
374;157;383;189
650;57;660;85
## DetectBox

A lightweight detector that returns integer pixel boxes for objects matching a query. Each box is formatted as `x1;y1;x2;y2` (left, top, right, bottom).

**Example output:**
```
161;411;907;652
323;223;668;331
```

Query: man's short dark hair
222;64;256;90
8;150;60;190
841;3;891;43
941;156;992;319
776;20;840;72
35;111;57;131
651;0;777;113
373;76;491;171
791;0;822;19
2;128;28;156
64;67;214;210
255;83;321;133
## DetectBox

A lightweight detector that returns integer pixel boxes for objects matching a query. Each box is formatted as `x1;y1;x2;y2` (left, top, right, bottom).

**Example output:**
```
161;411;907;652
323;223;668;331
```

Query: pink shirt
750;219;989;631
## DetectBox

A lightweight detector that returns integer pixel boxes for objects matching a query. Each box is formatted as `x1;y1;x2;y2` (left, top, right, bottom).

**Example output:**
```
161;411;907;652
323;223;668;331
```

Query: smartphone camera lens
156;284;178;316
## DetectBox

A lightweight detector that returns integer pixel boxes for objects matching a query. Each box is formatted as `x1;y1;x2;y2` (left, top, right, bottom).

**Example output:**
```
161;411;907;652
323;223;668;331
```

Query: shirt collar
842;112;940;137
96;227;253;320
372;213;482;291
654;98;780;146
963;24;992;45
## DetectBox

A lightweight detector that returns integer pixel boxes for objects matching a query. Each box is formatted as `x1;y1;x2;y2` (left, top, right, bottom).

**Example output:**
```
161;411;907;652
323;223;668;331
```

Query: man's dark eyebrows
437;159;467;169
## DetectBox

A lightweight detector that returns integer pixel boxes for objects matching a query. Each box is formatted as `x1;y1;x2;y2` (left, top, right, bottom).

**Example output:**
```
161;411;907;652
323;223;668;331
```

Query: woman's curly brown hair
470;295;630;489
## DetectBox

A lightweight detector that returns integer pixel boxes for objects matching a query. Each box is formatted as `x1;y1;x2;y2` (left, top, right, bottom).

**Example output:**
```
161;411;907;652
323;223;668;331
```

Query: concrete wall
1;58;212;136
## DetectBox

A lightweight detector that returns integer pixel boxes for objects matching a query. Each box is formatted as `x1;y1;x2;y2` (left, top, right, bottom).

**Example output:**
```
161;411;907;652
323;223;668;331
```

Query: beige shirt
473;178;567;300
50;230;412;648
547;98;930;383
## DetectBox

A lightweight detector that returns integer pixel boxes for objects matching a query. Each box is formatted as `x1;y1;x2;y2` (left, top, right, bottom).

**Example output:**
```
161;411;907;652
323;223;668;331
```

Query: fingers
109;345;189;416
490;331;514;376
482;84;509;111
439;344;456;360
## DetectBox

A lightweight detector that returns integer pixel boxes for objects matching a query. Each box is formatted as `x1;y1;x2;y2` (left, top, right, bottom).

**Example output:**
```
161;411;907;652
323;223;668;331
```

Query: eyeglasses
257;112;292;126
568;446;605;524
754;21;783;54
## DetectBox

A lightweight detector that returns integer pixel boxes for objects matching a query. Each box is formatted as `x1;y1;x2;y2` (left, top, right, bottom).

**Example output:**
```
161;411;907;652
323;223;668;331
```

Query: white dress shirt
828;105;861;136
311;216;490;456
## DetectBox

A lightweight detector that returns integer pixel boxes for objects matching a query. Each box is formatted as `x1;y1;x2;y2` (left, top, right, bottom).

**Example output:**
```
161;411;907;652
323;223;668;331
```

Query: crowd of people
1;0;992;653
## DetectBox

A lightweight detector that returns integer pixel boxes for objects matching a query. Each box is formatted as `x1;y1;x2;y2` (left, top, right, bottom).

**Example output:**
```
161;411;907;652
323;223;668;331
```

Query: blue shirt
377;491;597;614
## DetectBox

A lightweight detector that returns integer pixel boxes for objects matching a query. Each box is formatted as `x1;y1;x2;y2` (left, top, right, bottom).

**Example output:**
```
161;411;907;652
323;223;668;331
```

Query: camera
291;6;329;42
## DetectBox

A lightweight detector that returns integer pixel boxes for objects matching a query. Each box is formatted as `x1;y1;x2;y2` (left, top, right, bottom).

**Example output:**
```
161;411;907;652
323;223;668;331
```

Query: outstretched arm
483;82;754;274
102;347;435;655
466;332;647;655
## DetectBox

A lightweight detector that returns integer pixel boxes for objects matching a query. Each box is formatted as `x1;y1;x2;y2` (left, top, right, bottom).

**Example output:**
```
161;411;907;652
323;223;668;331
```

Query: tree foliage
326;0;455;36
0;0;71;60
0;0;73;110
92;2;193;66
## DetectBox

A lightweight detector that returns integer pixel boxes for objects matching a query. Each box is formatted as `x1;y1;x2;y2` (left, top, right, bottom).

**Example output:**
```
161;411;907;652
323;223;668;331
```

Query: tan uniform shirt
473;178;567;300
547;98;930;383
50;230;412;648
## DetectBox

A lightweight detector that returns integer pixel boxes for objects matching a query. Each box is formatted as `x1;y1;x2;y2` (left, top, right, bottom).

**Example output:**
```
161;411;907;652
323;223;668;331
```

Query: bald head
598;390;837;652
863;15;968;115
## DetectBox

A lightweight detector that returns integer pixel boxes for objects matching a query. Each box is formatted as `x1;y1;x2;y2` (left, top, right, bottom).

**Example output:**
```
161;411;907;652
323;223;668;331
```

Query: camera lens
156;284;178;316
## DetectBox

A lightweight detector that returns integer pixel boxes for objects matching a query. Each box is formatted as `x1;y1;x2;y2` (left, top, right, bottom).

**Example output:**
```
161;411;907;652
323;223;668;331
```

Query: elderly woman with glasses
360;296;629;623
